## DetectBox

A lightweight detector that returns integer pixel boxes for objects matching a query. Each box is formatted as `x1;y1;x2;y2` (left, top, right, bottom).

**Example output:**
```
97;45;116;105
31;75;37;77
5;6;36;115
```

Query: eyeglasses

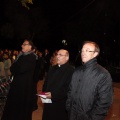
81;50;98;53
57;54;66;56
22;44;30;46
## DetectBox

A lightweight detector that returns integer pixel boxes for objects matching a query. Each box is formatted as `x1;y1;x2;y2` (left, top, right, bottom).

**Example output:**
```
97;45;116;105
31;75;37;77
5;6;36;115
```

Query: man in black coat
1;39;38;120
66;41;113;120
42;49;74;120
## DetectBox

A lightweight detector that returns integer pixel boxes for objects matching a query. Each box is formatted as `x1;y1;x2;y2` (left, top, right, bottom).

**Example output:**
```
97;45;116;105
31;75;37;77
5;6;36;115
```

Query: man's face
21;40;32;53
56;50;69;65
81;43;98;63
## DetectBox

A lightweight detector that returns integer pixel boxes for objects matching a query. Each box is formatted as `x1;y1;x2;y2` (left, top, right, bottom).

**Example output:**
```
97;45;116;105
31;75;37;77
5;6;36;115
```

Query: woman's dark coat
1;52;37;120
66;58;113;120
42;63;74;120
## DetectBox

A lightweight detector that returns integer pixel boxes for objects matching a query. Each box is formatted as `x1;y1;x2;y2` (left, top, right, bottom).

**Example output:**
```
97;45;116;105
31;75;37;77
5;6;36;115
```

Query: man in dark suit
66;41;113;120
42;49;74;120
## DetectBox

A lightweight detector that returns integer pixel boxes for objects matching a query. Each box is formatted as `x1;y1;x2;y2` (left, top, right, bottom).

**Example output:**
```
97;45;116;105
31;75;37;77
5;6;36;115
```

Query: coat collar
22;51;34;55
82;58;97;69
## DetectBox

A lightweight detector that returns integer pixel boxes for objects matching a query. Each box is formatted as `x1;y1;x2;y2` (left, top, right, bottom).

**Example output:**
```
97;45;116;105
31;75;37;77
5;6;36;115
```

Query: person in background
37;51;45;80
43;49;51;74
66;41;113;120
32;50;46;111
1;39;38;120
42;49;74;120
3;52;12;81
0;56;5;79
50;50;58;67
11;50;19;64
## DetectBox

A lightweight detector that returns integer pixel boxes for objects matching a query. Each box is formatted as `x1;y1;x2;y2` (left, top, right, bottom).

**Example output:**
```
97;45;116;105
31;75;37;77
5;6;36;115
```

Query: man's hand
45;92;51;99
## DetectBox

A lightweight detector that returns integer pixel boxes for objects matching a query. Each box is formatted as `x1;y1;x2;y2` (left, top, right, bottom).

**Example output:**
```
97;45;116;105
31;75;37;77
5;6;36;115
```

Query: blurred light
62;40;67;45
62;40;66;43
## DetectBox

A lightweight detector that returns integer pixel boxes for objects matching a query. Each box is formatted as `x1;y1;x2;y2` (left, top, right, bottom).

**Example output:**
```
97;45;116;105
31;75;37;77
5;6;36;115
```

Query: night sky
0;0;120;56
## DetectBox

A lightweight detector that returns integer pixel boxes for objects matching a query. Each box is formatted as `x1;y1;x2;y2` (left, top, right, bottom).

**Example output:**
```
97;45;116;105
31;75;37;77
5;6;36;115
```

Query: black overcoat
42;63;74;120
1;52;37;120
66;58;113;120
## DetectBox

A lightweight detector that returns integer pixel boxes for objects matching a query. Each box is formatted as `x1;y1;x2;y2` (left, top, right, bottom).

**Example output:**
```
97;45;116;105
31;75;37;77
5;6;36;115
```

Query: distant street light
62;40;67;46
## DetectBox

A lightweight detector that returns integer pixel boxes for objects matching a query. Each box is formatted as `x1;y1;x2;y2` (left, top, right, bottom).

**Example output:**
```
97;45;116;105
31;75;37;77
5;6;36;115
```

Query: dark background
0;0;120;55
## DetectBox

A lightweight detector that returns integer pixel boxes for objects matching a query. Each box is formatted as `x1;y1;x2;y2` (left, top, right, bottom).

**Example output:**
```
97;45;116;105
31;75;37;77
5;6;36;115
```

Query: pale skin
81;43;98;63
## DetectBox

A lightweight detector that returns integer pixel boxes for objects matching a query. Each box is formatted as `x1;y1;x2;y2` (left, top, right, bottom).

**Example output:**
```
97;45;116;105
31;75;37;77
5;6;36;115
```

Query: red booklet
39;92;46;95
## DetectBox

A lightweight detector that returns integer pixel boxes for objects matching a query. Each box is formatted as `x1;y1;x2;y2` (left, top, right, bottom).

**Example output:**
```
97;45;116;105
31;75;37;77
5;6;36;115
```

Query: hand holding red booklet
37;92;47;98
36;92;52;103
